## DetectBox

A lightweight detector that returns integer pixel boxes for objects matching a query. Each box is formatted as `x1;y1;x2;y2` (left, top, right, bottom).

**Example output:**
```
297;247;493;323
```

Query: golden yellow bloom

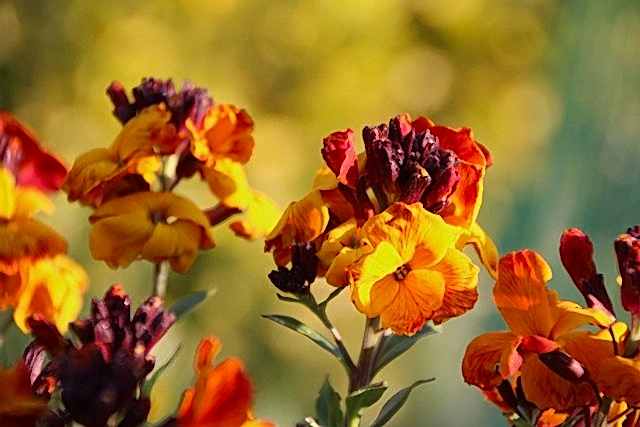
89;191;214;272
190;104;255;165
0;168;66;276
347;202;479;335
64;105;170;207
12;254;87;333
265;190;330;266
0;361;48;427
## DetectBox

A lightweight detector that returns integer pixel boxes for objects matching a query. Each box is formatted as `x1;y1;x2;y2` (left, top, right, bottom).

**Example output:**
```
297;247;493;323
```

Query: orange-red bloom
0;111;67;193
176;337;273;427
0;361;48;427
462;250;613;411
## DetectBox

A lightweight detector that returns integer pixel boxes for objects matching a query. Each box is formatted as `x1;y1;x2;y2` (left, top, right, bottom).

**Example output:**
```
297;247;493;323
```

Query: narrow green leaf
262;314;340;358
373;323;440;374
344;383;387;424
369;378;434;427
169;289;216;320
142;345;182;396
315;377;344;427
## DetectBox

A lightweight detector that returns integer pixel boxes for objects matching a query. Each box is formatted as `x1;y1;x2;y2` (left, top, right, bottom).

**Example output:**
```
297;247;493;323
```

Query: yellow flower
347;202;479;335
0;168;66;276
0;361;48;427
265;190;330;266
190;104;255;165
12;254;87;333
64;105;169;207
89;191;214;272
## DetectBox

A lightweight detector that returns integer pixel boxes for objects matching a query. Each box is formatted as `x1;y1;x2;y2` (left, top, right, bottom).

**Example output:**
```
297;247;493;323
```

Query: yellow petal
203;159;253;210
229;191;280;240
431;248;480;324
13;187;54;218
0;168;16;218
111;105;171;160
350;241;403;315
458;221;498;278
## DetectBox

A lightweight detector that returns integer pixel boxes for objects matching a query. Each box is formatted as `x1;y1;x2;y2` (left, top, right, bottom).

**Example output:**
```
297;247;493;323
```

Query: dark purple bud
132;297;176;351
615;226;640;316
398;161;431;203
118;397;151;427
106;81;136;124
268;243;318;295
496;380;519;411
539;350;588;383
421;151;460;214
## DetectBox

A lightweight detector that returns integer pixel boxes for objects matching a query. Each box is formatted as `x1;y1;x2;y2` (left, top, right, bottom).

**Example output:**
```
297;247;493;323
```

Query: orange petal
595;356;640;405
520;354;596;411
494;250;555;337
195;337;222;373
457;222;499;279
430;248;480;324
462;331;522;389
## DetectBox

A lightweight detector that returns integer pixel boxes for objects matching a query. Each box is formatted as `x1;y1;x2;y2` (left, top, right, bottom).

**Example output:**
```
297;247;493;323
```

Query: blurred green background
1;0;639;425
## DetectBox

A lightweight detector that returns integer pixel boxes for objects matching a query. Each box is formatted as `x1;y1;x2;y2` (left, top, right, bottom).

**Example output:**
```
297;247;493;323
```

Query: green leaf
373;323;440;374
169;289;216;320
344;383;387;425
315;377;344;427
369;379;434;427
262;314;340;359
142;345;181;396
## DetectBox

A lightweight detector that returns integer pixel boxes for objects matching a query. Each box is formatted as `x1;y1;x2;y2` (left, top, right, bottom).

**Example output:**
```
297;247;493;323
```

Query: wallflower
12;254;88;333
25;285;175;427
462;250;613;411
173;337;273;427
0;111;67;193
347;202;479;335
0;360;48;427
89;191;214;272
0;167;66;278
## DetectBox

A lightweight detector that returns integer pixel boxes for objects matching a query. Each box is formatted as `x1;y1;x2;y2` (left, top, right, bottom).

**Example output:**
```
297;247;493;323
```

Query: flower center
393;264;411;281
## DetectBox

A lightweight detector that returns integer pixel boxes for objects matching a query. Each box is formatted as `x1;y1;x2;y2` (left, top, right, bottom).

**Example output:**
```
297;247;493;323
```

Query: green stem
350;317;383;392
152;261;170;298
0;311;13;348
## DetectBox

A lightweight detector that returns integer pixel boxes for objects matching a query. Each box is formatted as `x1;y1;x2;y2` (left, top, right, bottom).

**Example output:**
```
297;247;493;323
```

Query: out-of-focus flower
462;250;613;411
228;191;280;240
0;111;67;193
173;337;274;427
0;360;48;427
12;254;88;333
347;202;479;335
25;285;175;427
89;191;214;272
190;104;255;165
615;226;640;316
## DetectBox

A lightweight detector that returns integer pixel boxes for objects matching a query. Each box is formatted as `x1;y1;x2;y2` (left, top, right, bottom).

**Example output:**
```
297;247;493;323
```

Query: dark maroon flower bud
268;243;318;295
25;285;176;427
496;380;519;411
615;226;640;316
118;397;151;427
420;149;460;213
398;161;431;204
539;350;588;383
560;228;615;316
106;81;136;124
322;129;359;188
167;81;213;130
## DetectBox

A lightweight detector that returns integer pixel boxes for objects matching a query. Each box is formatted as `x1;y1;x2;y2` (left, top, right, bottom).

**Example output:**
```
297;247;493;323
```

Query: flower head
89;191;214;272
347;203;479;335
462;250;613;411
173;337;273;427
25;285;175;427
0;111;67;193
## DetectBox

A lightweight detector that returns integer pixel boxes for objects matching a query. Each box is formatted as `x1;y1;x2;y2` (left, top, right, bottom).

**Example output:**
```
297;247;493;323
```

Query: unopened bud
539;350;587;383
268;243;318;295
615;226;640;316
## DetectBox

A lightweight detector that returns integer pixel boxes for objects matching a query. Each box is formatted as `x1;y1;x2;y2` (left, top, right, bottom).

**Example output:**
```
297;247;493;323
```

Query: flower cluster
0;112;87;333
462;227;640;426
266;114;496;335
64;78;278;273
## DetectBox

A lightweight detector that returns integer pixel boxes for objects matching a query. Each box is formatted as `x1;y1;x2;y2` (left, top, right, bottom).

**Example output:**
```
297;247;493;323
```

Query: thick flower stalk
64;77;278;296
463;226;640;427
264;114;494;426
0;112;87;334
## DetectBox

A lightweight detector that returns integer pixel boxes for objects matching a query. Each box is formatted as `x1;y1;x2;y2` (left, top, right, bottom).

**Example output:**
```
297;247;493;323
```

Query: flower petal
462;331;522;389
457;222;498;279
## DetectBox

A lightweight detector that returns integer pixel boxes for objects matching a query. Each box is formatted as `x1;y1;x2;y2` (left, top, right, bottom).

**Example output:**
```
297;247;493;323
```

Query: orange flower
64;105;169;207
89;191;214;272
0;167;66;277
190;104;255;165
0;361;48;427
347;203;479;335
12;254;87;333
176;337;274;427
462;250;613;411
0;111;67;193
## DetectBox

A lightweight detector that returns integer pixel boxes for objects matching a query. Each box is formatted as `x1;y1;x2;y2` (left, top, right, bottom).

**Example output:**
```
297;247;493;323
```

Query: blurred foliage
1;0;639;425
